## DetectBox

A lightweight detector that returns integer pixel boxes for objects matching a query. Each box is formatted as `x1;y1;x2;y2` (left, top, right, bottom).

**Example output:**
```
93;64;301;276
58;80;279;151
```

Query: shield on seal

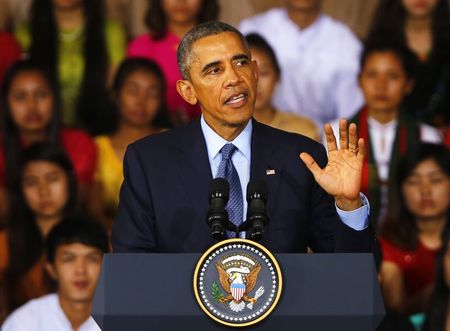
231;282;245;301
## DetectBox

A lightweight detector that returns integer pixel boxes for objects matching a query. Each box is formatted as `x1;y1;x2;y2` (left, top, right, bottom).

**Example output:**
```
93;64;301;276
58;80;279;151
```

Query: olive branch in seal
211;282;225;304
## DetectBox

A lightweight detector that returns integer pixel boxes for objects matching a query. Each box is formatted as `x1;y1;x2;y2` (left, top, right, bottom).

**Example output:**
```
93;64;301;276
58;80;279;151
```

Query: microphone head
209;178;229;202
246;180;267;202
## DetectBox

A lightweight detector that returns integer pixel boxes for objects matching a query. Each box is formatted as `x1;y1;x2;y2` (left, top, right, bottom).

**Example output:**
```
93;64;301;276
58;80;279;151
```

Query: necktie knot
221;143;237;161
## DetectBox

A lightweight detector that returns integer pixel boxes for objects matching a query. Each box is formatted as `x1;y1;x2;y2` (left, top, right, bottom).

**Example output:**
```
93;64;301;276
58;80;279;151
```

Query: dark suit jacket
112;119;374;253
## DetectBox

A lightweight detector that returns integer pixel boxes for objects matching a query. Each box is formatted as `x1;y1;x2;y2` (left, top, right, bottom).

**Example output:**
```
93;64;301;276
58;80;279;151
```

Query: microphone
240;180;269;241
206;178;236;240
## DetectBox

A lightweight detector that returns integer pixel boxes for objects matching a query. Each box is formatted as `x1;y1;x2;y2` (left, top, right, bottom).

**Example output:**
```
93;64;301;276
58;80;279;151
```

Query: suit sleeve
307;144;375;253
111;144;157;252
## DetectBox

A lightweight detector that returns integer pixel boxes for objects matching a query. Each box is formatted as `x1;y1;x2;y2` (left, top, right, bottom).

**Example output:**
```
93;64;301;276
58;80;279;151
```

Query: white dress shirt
1;294;101;331
239;9;364;128
201;116;369;233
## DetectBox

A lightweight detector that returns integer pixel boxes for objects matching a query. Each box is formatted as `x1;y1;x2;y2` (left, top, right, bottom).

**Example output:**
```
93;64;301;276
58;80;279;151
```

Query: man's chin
66;293;94;304
226;117;252;129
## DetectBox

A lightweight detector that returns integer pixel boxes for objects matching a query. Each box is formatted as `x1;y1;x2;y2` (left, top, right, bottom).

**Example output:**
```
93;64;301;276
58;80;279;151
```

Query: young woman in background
0;142;79;315
245;33;319;141
328;42;441;224
127;0;219;125
90;58;171;225
15;0;126;134
380;143;450;314
0;60;97;219
367;0;450;129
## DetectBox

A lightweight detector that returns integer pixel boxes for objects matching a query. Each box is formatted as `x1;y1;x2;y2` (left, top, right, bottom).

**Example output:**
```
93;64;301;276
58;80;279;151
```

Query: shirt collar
200;115;252;161
367;116;398;132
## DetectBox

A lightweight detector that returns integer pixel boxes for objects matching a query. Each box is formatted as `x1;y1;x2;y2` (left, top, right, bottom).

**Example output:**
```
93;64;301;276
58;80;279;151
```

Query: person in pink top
127;0;219;126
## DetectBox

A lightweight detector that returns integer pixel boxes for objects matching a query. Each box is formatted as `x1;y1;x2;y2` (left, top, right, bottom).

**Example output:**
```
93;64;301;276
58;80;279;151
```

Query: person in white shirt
2;217;109;331
327;41;442;226
239;0;364;128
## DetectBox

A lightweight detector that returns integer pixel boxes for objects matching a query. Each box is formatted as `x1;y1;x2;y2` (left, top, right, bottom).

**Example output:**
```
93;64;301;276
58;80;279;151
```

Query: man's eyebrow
232;54;250;61
201;54;250;74
201;60;221;74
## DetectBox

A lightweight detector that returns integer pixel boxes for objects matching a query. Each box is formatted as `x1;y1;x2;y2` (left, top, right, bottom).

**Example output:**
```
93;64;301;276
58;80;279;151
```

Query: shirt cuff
335;193;370;231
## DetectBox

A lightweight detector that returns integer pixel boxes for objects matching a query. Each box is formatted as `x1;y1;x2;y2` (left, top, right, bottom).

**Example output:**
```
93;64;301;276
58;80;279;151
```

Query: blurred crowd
0;0;449;330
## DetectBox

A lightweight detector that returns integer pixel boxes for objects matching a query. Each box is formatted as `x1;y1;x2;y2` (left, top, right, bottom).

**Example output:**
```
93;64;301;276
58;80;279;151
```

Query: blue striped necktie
215;143;243;238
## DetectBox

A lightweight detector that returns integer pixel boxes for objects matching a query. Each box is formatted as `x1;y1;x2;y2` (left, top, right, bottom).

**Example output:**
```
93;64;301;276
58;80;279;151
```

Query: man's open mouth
224;93;248;105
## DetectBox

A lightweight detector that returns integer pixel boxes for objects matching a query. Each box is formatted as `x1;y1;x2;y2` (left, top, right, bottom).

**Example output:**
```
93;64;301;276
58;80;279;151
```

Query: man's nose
223;66;241;87
75;259;88;274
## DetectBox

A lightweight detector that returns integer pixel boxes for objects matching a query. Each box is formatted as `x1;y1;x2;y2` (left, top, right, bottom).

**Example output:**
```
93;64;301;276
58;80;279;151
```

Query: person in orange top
0;142;79;318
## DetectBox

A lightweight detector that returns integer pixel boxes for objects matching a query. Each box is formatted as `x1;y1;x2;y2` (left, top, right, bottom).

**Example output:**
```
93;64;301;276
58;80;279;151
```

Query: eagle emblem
193;239;282;327
215;254;264;312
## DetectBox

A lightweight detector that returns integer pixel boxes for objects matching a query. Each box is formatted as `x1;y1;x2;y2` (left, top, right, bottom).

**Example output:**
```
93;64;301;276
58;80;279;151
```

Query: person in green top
15;0;126;135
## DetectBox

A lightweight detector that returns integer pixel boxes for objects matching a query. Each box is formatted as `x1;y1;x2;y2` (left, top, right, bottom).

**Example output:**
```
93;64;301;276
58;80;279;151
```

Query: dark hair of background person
245;33;281;78
0;60;61;194
381;143;450;251
145;0;220;40
46;215;109;264
5;142;78;310
367;0;450;52
177;21;248;80
423;226;450;331
359;40;417;80
28;0;113;135
110;58;172;131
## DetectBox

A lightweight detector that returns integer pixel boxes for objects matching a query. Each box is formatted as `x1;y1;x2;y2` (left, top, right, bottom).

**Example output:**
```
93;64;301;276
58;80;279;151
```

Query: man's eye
236;59;249;66
61;256;75;263
208;67;221;75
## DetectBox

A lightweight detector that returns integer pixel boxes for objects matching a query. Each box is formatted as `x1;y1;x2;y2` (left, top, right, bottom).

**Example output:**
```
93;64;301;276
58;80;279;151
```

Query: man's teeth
226;94;245;104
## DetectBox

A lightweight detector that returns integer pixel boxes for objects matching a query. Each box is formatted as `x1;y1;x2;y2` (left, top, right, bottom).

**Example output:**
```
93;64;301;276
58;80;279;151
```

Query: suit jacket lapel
172;119;212;212
250;120;282;212
172;119;282;219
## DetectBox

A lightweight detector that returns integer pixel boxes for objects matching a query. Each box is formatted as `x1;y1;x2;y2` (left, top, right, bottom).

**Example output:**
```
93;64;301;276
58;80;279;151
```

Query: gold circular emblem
193;239;283;327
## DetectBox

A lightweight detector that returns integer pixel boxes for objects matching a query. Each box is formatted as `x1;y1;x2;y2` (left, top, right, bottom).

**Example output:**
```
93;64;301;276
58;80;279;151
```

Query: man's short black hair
177;21;249;80
46;215;109;263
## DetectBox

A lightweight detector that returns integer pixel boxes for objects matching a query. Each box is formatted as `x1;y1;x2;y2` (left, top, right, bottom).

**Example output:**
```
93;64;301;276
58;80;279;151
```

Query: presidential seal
193;239;282;327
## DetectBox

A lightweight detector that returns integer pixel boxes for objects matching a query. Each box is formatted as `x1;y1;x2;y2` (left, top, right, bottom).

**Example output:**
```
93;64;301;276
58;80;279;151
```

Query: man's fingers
339;119;348;149
348;123;358;151
324;123;337;152
356;138;366;162
299;152;323;179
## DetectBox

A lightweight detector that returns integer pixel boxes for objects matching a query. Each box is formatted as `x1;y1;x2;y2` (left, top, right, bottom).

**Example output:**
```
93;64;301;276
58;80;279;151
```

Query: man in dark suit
112;21;373;254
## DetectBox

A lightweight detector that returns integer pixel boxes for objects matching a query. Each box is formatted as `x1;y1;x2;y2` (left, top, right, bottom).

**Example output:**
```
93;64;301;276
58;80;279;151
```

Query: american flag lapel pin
266;169;276;176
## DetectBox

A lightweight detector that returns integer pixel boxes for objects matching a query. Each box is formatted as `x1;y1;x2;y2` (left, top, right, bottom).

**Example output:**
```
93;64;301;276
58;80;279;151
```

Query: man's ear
46;262;58;281
176;79;198;105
